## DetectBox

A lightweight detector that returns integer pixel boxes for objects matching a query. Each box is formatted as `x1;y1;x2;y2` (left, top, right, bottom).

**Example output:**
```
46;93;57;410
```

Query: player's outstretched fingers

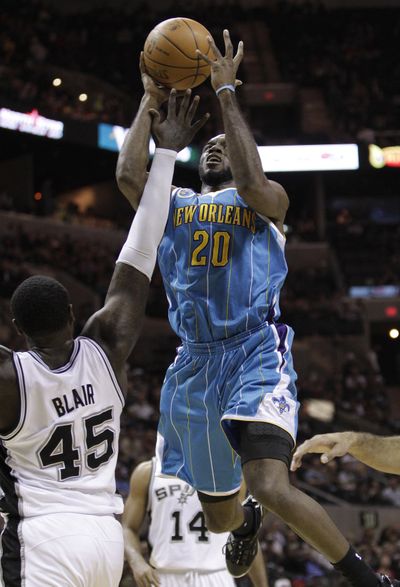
291;436;326;471
234;41;244;66
148;568;161;587
168;88;178;116
290;449;303;471
207;34;221;60
179;89;192;118
223;29;234;58
185;94;200;123
196;47;211;65
191;112;210;134
320;443;347;464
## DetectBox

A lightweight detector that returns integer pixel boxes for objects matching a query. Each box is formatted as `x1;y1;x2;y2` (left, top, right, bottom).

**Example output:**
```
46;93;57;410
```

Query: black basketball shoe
224;495;263;578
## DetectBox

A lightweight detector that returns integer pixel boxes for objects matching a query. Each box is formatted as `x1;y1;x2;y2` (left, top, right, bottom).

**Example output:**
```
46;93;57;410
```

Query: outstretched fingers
223;29;233;59
179;88;192;119
167;88;177;117
191;112;210;134
233;40;244;68
207;34;220;59
179;90;209;132
185;93;200;123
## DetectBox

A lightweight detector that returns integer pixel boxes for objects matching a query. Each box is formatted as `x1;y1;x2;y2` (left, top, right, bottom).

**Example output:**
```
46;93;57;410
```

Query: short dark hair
11;275;71;337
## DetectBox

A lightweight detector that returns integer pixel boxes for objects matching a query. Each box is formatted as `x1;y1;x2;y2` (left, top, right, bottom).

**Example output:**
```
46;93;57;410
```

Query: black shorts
197;422;294;503
238;421;294;468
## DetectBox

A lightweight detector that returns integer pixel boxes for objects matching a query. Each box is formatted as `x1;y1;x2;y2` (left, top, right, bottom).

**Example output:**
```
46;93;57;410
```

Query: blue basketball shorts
156;321;299;495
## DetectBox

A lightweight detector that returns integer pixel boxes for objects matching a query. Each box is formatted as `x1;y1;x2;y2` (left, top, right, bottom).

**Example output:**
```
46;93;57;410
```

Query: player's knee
251;477;293;514
204;512;232;533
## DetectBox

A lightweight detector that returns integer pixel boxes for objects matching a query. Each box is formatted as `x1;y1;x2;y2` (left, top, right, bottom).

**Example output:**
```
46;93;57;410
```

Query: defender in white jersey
123;459;269;587
0;91;208;587
117;30;395;587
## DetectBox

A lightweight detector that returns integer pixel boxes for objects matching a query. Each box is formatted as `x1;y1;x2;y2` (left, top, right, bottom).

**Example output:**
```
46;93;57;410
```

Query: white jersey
148;460;230;573
0;336;124;518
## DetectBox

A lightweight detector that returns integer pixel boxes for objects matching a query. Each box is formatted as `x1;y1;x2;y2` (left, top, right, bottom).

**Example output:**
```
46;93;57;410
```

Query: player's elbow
116;173;142;210
246;180;289;221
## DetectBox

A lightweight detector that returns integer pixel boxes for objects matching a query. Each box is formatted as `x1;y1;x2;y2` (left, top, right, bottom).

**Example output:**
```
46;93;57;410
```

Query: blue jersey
157;187;288;343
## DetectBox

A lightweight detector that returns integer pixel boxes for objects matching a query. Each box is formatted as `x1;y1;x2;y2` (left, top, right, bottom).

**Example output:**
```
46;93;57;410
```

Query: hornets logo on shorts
272;395;291;414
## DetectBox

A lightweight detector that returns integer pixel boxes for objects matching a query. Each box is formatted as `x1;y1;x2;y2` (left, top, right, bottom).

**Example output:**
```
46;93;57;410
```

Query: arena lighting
389;328;400;340
369;144;400;169
0;107;64;139
385;306;398;318
349;285;400;298
258;144;359;172
78;93;88;102
98;123;192;162
52;78;62;87
98;124;358;171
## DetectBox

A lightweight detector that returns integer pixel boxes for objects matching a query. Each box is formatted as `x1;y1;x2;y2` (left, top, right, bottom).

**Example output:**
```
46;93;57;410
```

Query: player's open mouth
207;156;222;163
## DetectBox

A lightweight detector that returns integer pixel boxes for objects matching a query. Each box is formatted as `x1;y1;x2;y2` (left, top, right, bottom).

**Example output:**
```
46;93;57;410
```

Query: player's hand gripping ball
143;18;215;90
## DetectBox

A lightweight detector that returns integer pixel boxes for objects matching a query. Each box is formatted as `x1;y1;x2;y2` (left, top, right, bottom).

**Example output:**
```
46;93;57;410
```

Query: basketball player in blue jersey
117;30;398;587
0;92;207;586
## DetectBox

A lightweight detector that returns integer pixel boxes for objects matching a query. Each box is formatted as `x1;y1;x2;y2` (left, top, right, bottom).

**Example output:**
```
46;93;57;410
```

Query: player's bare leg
243;458;393;587
244;458;348;560
199;491;264;578
198;492;244;533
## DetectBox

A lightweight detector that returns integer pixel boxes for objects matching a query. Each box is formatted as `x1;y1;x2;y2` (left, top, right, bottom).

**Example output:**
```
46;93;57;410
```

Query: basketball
143;18;215;90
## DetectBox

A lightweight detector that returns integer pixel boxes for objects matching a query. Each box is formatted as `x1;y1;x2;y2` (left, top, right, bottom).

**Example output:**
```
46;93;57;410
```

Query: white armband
117;148;177;280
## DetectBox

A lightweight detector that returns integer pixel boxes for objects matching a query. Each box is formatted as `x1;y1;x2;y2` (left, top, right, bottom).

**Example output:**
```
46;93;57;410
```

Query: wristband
215;84;236;96
155;147;178;156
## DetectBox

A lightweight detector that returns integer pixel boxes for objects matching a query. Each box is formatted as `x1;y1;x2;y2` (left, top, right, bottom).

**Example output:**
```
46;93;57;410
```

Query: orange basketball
143;18;214;90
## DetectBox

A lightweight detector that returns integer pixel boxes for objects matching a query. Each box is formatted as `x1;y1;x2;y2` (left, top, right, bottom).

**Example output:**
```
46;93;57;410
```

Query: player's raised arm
291;432;400;475
123;461;160;587
116;53;169;210
82;146;176;381
197;30;289;230
83;90;209;384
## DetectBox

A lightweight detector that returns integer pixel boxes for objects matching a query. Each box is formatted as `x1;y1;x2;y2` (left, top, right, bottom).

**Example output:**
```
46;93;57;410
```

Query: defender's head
199;134;233;188
11;275;73;339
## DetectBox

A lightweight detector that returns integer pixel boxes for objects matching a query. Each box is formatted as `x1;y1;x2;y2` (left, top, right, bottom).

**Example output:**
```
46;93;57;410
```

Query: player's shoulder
0;345;13;367
129;459;153;489
269;179;290;208
0;345;18;392
173;187;198;199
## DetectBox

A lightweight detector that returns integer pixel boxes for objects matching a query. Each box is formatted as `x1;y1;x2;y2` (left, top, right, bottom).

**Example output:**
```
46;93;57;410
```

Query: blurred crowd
330;222;400;287
0;0;398;142
256;519;400;587
266;1;399;141
0;224;116;299
281;267;364;338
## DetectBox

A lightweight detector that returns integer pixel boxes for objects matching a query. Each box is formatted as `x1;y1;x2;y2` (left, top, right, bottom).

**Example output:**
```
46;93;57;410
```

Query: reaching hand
290;432;355;472
196;29;243;94
140;52;170;106
131;560;161;587
150;89;210;152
